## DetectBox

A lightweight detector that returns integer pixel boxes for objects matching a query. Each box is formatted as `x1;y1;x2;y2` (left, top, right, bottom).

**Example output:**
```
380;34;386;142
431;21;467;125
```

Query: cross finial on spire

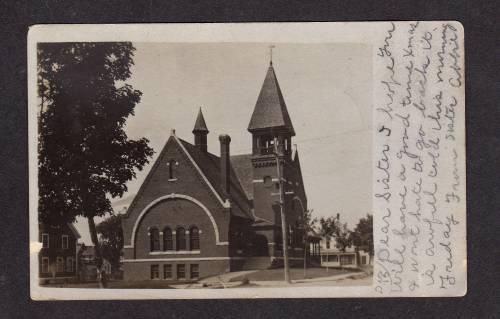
269;45;275;66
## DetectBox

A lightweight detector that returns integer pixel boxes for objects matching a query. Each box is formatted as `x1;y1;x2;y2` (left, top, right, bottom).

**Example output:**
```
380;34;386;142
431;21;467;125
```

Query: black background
0;1;498;318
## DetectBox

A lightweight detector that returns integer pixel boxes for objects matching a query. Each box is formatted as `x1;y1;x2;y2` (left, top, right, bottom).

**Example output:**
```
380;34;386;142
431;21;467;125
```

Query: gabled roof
248;64;295;135
68;223;81;239
193;107;209;132
177;138;253;220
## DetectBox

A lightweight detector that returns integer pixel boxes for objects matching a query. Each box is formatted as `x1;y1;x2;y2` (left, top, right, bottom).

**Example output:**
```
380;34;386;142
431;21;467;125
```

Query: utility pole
273;137;291;283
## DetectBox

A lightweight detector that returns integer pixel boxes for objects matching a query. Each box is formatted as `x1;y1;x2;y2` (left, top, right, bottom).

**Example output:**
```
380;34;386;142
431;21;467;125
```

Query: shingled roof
248;64;295;135
192;107;209;132
178;138;253;220
230;153;254;201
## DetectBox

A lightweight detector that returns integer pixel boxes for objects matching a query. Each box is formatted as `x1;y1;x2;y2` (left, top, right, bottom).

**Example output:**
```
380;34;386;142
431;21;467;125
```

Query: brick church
121;61;308;281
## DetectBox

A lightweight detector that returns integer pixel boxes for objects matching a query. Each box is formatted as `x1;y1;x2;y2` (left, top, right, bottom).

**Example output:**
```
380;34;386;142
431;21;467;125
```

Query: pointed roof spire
247;63;295;135
193;107;209;133
269;45;275;66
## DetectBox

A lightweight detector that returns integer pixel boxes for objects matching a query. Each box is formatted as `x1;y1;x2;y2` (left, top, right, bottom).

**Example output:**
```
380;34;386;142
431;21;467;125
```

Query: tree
301;209;316;278
317;216;337;246
334;222;352;253
38;43;154;287
351;214;374;263
96;214;124;272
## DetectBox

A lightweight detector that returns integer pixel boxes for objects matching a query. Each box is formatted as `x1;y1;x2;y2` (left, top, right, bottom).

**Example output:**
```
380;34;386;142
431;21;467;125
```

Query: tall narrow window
150;265;159;279
190;264;199;279
56;257;64;273
177;264;186;279
41;257;49;273
168;160;176;179
176;227;186;251
163;264;172;279
189;226;200;250
66;257;74;272
62;235;69;249
163;227;173;251
41;233;49;248
150;228;160;251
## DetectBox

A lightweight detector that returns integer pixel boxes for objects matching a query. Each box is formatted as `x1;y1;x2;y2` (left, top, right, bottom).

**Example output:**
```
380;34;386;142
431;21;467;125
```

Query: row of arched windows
149;226;200;252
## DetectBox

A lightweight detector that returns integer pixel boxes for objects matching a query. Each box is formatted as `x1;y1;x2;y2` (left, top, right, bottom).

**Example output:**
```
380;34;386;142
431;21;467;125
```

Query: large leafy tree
96;214;124;271
38;43;154;285
351;214;374;263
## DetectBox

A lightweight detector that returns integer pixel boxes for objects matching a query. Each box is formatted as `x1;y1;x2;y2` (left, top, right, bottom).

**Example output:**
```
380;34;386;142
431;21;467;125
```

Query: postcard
28;22;465;299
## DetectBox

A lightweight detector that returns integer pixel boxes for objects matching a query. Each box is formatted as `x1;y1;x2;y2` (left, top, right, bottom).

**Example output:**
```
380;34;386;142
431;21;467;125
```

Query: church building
121;61;308;281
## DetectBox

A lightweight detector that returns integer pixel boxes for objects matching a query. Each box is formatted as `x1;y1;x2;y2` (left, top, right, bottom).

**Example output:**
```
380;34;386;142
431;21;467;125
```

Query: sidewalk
172;269;371;289
250;272;370;287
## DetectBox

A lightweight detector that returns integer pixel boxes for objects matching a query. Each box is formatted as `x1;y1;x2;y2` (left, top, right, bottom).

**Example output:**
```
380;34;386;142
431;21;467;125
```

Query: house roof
192;107;209;132
68;223;81;239
248;64;295;135
177;138;253;220
230;153;254;201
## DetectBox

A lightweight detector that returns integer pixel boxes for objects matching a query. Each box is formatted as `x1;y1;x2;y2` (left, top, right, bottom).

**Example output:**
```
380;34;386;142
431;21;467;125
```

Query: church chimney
193;107;209;152
219;134;231;197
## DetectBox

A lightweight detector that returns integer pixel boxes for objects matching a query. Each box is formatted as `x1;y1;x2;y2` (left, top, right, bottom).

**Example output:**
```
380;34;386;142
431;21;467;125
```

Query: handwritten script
374;21;466;296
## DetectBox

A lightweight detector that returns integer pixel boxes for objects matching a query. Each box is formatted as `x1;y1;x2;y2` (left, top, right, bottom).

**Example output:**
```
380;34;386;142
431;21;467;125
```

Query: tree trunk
88;216;107;288
303;238;308;278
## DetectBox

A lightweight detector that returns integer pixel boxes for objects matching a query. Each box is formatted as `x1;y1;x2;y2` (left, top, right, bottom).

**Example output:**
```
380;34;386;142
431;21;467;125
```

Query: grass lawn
229;267;359;282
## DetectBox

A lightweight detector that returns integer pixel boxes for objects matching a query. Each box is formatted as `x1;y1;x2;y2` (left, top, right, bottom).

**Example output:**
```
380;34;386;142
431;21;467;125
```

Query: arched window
176;227;186;251
150;227;160;251
168;160;175;179
189;226;200;250
163;227;173;251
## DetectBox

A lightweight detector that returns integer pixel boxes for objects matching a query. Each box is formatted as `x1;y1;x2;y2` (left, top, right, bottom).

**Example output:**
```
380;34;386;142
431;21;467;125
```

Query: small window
62;235;69;249
189;226;200;250
326;240;330;249
164;264;172;279
66;257;74;272
190;264;199;279
168;160;176;179
263;176;272;187
41;233;49;248
41;257;50;273
163;227;173;251
151;265;160;279
150;228;160;251
275;183;280;190
176;227;186;251
177;264;186;279
328;255;338;262
56;257;64;273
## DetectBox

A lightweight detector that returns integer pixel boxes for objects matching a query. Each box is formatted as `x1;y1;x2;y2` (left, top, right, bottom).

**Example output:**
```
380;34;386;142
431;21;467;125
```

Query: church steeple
247;63;295;136
193;107;209;152
248;62;295;158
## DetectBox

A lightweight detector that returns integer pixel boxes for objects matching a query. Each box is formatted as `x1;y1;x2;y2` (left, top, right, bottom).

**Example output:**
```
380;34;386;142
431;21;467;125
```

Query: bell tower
248;61;295;227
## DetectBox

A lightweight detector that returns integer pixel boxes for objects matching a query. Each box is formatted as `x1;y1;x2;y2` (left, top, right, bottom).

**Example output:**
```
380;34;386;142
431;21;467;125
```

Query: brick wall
123;259;230;281
122;137;230;250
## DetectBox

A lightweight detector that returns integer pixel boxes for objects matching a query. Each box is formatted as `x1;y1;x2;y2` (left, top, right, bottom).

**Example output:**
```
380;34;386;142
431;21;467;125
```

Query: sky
75;42;373;244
